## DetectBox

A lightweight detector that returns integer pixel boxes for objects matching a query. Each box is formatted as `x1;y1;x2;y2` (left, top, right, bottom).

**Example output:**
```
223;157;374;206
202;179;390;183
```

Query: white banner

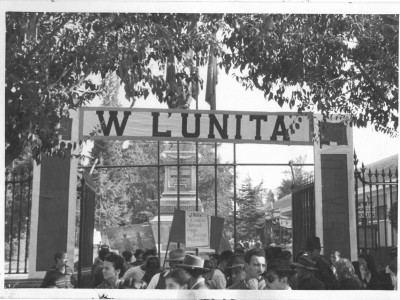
80;108;313;145
185;211;210;248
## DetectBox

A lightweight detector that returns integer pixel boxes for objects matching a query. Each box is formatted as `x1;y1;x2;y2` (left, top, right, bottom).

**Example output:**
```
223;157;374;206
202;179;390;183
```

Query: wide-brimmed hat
306;236;323;251
228;255;245;269
165;248;186;262
291;254;318;271
176;254;209;272
267;259;296;275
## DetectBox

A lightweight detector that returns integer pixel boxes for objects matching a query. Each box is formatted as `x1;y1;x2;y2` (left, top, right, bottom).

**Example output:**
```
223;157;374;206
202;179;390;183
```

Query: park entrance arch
28;107;356;284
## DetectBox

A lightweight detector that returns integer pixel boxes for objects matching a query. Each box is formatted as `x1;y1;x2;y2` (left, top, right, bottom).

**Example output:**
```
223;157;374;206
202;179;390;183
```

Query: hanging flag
205;34;218;110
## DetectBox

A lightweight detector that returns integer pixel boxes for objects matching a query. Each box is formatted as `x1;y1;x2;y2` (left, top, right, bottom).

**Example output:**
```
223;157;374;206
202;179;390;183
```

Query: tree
266;189;275;205
6;13;398;167
275;155;313;199
221;14;398;136
236;176;265;241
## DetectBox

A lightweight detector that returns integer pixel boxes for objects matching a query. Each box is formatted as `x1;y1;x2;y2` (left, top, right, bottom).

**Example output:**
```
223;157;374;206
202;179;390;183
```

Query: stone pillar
28;109;79;278
313;114;357;261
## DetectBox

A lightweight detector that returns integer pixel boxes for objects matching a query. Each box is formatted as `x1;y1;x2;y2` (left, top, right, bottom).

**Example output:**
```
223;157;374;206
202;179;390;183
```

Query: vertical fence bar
17;176;24;273
177;141;180;210
157;141;161;261
388;169;394;249
361;165;367;251
9;174;16;274
196;142;199;212
24;172;32;273
354;156;360;256
214;143;218;217
382;171;388;266
367;170;374;250
233;143;237;247
77;177;85;287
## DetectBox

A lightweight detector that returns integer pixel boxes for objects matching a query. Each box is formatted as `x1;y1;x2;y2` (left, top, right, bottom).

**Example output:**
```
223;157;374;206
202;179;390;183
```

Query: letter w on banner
169;209;224;250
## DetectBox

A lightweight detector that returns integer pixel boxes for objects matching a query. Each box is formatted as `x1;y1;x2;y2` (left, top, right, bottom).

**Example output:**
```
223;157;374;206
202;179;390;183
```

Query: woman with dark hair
96;252;125;289
40;251;76;288
336;258;363;290
142;256;161;286
165;269;191;289
358;253;383;289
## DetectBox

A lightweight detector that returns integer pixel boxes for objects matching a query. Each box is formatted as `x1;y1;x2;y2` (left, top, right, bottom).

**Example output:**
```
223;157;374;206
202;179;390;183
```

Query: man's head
122;250;133;263
133;249;144;260
143;248;157;262
244;248;266;280
305;236;322;259
265;259;295;290
54;251;68;269
99;247;110;261
218;250;235;272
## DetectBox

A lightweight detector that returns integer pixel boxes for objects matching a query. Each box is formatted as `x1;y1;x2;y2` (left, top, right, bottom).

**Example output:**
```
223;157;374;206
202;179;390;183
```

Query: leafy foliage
6;13;398;167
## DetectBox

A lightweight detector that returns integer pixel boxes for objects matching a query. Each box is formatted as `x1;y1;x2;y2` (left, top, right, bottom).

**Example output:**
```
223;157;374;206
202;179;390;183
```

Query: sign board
169;209;224;250
103;223;156;254
80;108;313;145
185;212;210;247
357;202;376;219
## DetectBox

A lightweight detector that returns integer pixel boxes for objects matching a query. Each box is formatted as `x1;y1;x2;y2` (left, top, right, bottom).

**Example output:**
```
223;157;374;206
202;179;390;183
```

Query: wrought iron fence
292;176;315;258
354;152;398;270
4;171;32;274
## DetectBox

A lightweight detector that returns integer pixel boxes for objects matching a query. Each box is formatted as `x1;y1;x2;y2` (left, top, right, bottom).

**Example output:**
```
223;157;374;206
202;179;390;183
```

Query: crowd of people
40;236;397;291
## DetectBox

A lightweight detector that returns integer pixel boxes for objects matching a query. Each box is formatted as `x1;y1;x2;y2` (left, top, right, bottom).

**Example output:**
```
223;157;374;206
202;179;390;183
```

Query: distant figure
226;255;246;287
96;252;125;289
40;251;76;288
122;234;134;252
329;250;341;279
208;250;234;289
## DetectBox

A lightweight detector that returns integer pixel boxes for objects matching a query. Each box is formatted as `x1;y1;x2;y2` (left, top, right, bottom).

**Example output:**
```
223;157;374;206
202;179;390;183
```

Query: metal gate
354;153;398;269
77;171;96;287
4;170;32;274
292;178;315;258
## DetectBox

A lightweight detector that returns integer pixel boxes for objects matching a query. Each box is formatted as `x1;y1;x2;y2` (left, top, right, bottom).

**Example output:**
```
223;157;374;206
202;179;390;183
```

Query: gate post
28;109;79;278
313;114;357;261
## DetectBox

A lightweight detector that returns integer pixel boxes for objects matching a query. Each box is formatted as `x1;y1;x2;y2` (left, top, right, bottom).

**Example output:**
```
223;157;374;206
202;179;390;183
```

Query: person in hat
305;236;338;289
165;268;191;289
291;253;325;290
176;254;209;289
264;259;296;290
207;250;235;289
381;247;397;290
146;248;186;289
227;248;266;290
226;255;246;287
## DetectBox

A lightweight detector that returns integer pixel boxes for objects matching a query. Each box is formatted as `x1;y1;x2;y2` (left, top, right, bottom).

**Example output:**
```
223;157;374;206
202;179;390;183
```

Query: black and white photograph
1;1;399;299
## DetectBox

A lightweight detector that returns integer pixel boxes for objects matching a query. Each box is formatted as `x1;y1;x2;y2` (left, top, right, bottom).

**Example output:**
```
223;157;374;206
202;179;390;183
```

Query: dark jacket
315;256;339;289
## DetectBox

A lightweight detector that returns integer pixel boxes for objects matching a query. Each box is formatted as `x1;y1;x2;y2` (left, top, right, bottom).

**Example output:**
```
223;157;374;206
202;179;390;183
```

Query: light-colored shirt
147;270;171;289
122;265;145;282
209;269;226;289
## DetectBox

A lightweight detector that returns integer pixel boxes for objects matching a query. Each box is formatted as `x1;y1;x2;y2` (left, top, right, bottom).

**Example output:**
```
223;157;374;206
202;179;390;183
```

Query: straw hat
176;254;209;272
165;248;186;262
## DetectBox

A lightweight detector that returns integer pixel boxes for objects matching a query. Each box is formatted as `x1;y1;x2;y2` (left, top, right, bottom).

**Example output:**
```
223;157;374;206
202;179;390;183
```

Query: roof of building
274;194;291;210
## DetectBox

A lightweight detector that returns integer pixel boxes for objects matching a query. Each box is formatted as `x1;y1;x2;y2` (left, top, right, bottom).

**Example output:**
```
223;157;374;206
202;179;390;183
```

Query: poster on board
103;223;156;254
185;212;210;247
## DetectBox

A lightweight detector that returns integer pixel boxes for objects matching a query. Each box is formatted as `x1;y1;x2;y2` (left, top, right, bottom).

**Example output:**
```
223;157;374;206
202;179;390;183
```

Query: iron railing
4;171;32;274
354;152;398;270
